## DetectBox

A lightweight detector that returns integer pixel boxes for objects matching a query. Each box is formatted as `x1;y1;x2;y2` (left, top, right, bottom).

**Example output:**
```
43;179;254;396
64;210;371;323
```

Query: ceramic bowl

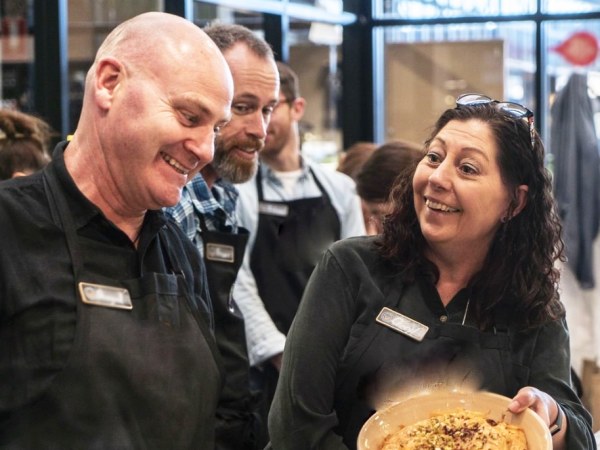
357;390;552;450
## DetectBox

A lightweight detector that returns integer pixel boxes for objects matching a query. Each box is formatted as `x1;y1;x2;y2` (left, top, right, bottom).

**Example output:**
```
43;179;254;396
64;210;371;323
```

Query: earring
501;215;509;223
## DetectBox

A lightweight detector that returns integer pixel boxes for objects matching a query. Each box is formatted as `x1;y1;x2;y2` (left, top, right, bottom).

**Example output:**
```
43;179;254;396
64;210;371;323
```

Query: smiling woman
266;94;597;450
412;117;527;277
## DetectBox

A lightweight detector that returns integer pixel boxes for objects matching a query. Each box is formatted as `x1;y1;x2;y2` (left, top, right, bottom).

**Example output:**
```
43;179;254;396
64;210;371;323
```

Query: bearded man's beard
212;136;264;183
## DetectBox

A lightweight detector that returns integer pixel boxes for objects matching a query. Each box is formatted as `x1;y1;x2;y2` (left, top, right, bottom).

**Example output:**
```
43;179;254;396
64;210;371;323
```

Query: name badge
259;202;289;217
376;307;429;342
206;243;235;263
78;282;133;310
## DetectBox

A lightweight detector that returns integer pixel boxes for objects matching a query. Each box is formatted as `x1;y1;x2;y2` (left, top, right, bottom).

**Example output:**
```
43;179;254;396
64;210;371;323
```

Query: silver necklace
461;298;471;326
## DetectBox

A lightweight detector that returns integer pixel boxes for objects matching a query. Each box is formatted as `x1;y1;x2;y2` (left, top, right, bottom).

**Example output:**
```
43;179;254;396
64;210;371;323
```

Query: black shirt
0;141;213;417
268;236;596;450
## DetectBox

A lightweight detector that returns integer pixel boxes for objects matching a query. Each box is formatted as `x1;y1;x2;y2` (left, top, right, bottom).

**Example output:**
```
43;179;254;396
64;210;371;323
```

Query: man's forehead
223;44;275;73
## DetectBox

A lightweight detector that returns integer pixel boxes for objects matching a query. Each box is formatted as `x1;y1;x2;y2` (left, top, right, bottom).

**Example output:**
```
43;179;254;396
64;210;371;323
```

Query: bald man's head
88;12;222;87
70;12;234;212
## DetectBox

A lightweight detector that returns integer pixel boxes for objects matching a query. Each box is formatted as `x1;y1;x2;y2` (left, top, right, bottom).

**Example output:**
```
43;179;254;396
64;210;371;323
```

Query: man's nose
246;111;268;139
186;128;216;165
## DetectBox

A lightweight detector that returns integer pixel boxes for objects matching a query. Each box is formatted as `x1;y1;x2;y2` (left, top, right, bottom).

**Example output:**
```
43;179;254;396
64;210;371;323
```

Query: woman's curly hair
377;103;565;329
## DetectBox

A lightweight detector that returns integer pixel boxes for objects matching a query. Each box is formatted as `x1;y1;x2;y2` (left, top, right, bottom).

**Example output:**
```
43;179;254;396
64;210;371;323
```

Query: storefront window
375;0;536;20
543;20;600;162
193;4;264;29
288;20;342;166
543;0;600;14
67;0;161;133
1;0;34;111
377;21;536;145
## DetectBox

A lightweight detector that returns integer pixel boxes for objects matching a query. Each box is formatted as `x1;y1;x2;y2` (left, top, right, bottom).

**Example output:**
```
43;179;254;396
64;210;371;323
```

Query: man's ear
511;184;529;218
290;97;306;121
94;57;123;110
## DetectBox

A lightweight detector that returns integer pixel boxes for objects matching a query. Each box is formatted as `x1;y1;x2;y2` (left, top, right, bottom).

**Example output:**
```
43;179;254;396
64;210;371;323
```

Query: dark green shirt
268;236;596;449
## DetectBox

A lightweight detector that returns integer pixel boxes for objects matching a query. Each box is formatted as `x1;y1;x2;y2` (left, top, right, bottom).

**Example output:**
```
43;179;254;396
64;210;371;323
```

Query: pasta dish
379;409;527;450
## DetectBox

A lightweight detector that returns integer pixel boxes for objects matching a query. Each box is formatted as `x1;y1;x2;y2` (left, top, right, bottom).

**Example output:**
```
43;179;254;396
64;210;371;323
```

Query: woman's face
412;119;513;257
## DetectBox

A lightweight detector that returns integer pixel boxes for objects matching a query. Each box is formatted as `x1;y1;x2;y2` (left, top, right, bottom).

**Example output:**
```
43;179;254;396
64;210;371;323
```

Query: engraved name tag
78;282;133;310
259;202;289;217
376;307;429;342
206;243;235;263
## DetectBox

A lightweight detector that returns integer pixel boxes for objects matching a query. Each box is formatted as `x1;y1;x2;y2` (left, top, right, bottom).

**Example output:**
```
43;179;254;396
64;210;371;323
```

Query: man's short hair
276;61;300;102
204;23;274;59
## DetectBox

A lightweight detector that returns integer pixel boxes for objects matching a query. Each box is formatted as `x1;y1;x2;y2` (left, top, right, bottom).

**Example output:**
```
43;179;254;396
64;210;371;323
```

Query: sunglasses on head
456;93;535;148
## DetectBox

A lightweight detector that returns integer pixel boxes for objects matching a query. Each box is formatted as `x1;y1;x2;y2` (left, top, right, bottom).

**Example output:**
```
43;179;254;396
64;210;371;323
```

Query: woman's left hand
508;386;566;449
508;386;555;424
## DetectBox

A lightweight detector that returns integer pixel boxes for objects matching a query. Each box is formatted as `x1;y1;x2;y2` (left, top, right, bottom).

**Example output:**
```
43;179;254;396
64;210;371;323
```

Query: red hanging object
552;31;599;66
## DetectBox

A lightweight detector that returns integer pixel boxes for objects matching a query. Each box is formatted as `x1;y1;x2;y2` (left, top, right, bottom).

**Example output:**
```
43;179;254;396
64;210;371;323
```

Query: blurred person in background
336;140;377;181
233;61;365;447
267;94;595;449
356;140;422;235
165;22;279;450
0;108;53;180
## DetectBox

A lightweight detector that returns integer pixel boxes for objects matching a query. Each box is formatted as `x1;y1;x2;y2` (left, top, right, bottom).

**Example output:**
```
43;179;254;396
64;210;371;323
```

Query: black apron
2;171;222;449
200;218;258;450
250;167;341;335
333;280;520;449
249;167;341;448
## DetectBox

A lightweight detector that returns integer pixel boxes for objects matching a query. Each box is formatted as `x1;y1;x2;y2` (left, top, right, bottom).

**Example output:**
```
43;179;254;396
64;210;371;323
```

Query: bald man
0;12;232;448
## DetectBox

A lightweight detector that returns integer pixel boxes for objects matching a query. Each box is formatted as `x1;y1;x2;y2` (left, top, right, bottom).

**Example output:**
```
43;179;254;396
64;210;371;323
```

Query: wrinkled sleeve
527;318;596;449
233;248;286;366
337;176;365;239
268;248;355;450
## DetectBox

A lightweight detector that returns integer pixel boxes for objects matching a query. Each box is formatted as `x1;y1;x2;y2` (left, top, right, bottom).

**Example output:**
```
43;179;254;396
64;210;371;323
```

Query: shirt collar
259;155;311;185
186;173;239;217
48;141;167;235
49;141;102;229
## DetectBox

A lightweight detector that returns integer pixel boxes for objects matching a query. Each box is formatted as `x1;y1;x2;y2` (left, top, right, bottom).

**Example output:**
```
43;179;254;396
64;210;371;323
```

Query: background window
377;21;536;145
375;0;536;19
1;0;34;111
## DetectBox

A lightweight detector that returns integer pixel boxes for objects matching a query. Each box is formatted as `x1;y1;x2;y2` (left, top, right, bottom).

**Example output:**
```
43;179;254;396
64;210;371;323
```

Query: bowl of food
357;390;552;450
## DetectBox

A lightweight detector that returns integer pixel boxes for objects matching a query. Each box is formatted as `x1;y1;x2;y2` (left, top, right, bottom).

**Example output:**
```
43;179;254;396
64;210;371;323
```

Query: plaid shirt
165;174;239;257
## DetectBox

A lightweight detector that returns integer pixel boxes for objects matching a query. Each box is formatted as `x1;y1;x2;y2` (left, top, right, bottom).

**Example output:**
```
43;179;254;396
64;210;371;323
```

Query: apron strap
256;165;265;200
256;164;333;203
158;226;216;330
43;170;83;283
308;166;333;205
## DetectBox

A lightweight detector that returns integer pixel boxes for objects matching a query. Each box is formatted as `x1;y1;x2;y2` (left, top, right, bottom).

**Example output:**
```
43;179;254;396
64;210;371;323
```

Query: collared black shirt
267;235;596;450
0;141;213;415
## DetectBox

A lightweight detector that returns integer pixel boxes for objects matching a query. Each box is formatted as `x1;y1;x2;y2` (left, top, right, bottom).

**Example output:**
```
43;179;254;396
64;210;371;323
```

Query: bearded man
233;61;365;447
165;23;279;450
